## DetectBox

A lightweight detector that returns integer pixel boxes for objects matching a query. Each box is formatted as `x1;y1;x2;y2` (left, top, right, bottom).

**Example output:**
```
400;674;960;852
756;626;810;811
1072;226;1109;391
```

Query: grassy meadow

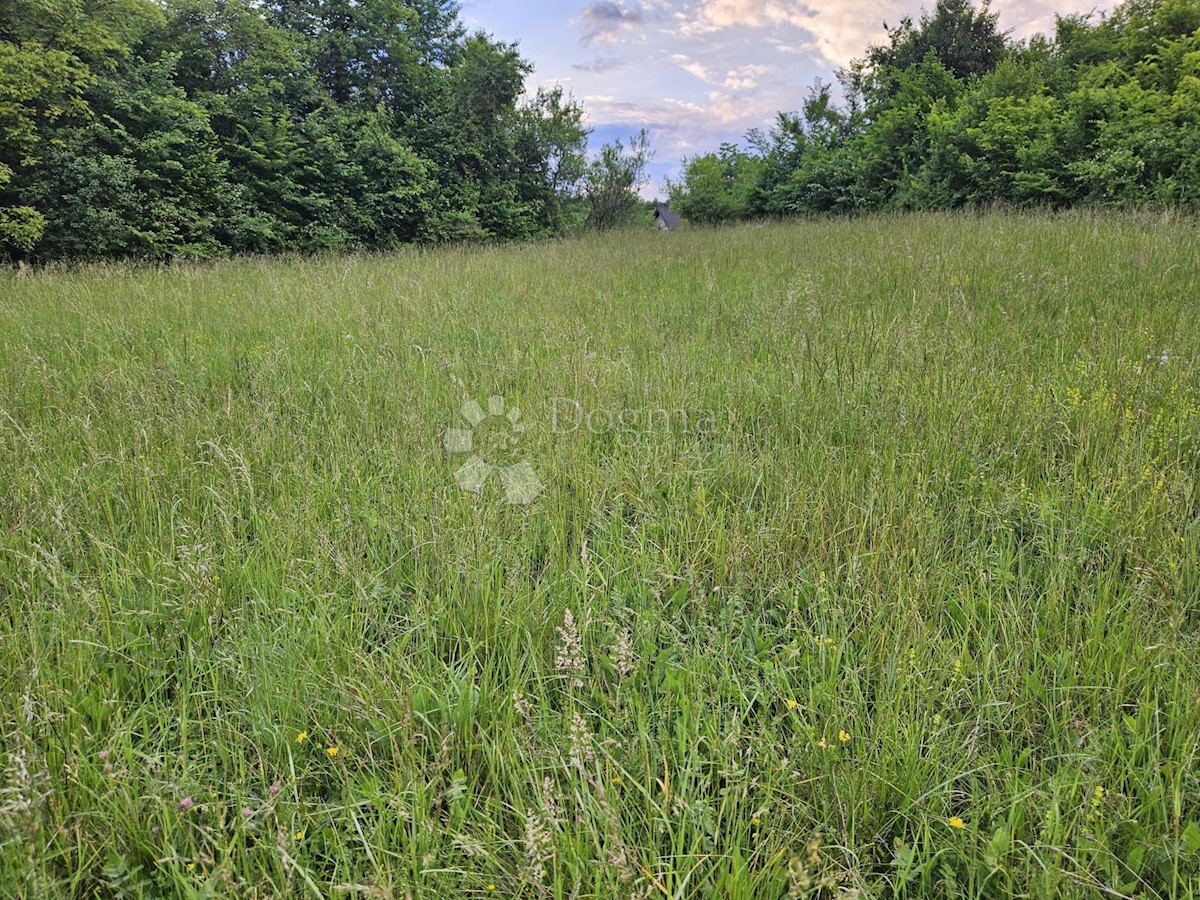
2;212;1200;898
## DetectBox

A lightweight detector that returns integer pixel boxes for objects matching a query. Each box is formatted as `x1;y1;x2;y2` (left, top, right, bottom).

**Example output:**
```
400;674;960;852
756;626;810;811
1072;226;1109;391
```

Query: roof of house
654;204;682;230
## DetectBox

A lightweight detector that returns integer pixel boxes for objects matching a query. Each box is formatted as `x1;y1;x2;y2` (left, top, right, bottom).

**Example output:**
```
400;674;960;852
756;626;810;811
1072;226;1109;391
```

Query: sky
459;0;1111;197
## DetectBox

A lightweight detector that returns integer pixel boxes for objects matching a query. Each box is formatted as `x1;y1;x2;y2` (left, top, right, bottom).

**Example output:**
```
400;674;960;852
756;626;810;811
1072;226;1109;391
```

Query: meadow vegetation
2;212;1200;897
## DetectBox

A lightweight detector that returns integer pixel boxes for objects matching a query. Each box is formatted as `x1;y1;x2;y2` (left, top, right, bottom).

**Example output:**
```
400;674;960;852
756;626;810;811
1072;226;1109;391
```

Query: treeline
1;0;657;262
669;0;1200;222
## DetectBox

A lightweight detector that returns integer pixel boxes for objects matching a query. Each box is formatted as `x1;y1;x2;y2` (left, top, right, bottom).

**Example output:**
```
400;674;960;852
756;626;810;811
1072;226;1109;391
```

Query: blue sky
459;0;1111;196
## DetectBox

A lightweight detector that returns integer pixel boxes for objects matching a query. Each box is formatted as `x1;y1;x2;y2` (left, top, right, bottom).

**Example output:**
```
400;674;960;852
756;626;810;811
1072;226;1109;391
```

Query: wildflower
611;626;635;679
786;699;798;710
269;782;281;797
751;816;761;827
512;691;532;728
241;807;253;818
487;885;496;892
524;810;553;881
817;738;828;750
178;797;194;812
612;776;622;785
555;608;586;688
806;834;821;866
296;731;308;744
932;714;942;725
187;862;196;871
98;750;109;761
540;777;563;826
568;712;595;773
838;730;850;744
326;747;339;758
948;817;965;829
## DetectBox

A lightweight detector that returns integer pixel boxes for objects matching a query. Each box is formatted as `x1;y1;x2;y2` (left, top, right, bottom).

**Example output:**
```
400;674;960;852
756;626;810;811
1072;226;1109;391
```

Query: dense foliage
669;0;1200;222
0;0;601;261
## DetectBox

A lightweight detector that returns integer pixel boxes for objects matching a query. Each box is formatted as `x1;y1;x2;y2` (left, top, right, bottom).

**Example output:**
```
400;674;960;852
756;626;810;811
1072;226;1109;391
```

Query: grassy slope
1;213;1199;898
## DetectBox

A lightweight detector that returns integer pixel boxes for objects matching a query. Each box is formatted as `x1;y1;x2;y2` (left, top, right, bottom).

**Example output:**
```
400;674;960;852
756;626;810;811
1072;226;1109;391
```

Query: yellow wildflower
294;831;303;840
786;699;798;710
838;730;850;743
326;747;339;758
948;817;965;829
296;731;308;744
817;738;828;749
187;862;196;871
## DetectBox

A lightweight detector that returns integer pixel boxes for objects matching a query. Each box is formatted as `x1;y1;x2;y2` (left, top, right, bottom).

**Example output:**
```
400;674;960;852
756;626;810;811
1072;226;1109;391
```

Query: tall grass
1;212;1199;898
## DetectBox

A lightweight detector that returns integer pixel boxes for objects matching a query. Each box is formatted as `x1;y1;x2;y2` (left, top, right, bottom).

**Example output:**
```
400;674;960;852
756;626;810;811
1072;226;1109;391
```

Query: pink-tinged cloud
686;0;1111;63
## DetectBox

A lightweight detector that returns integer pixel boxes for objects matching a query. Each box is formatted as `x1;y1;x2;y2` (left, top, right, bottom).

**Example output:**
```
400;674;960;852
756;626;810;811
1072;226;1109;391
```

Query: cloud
682;0;891;63
573;56;628;72
723;63;770;89
583;87;782;149
670;53;712;81
684;0;1113;65
579;1;646;44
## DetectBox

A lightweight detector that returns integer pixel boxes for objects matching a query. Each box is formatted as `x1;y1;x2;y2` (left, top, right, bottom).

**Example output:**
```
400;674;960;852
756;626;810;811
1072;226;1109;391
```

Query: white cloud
671;53;713;81
724;63;770;88
683;0;894;63
683;0;1113;65
583;86;783;158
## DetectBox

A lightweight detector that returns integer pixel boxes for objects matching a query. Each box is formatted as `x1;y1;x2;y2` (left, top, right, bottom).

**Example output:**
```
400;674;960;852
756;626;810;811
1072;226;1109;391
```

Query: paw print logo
443;395;545;505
